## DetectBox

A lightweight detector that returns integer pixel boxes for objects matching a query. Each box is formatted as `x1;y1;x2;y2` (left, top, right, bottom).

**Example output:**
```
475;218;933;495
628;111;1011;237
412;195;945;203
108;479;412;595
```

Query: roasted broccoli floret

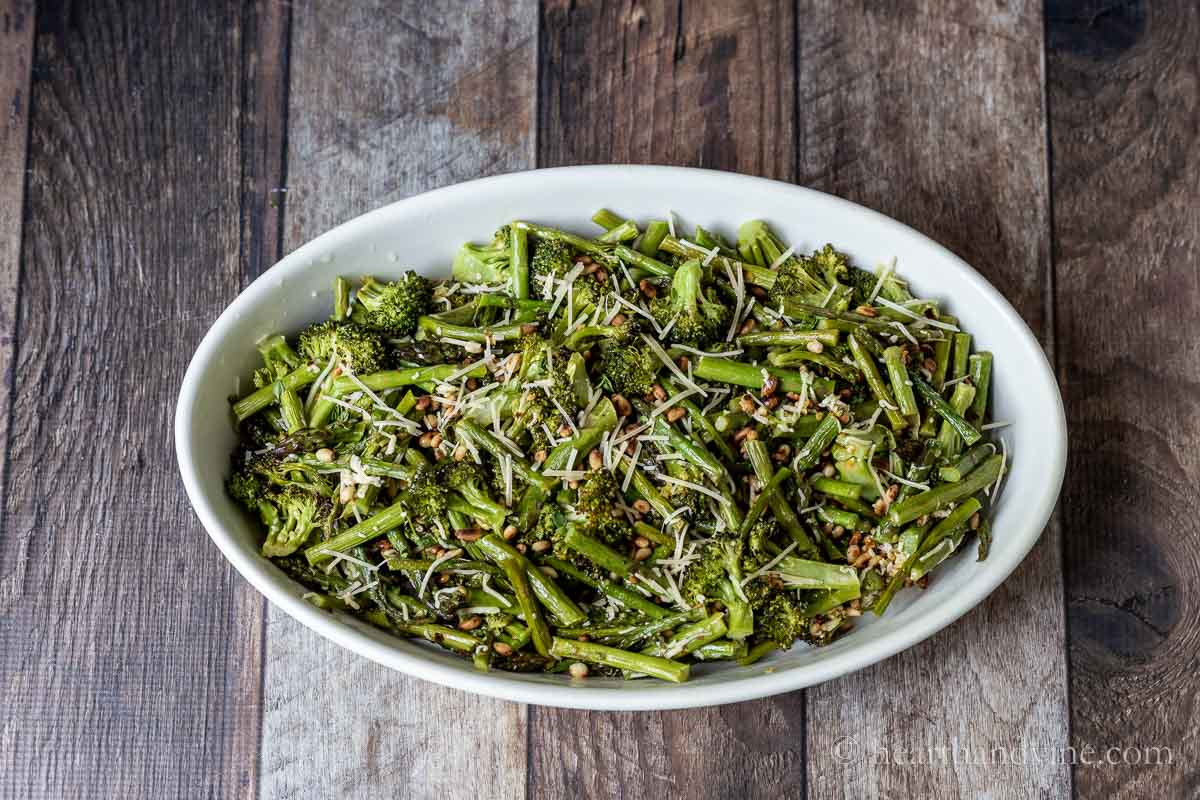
561;315;639;351
755;593;808;650
253;334;302;388
597;344;656;398
452;226;512;284
297;320;389;374
573;470;629;546
649;259;729;345
351;272;432;337
738;221;854;317
848;267;880;307
529;236;575;293
437;460;509;532
680;533;753;639
261;487;328;557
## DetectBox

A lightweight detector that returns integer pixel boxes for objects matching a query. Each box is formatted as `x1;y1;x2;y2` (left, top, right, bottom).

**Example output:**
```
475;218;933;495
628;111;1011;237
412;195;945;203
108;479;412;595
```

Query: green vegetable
227;216;1011;683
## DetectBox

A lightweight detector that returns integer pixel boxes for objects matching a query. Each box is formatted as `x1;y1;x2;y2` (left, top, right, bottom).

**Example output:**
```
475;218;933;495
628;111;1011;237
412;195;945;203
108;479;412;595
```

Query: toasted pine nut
315;448;335;463
634;547;653;561
493;642;513;656
665;407;686;423
806;340;824;354
458;616;482;631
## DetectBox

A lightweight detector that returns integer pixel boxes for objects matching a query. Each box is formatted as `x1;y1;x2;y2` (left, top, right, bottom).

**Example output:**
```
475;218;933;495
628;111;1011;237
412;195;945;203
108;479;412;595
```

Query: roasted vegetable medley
227;210;1009;682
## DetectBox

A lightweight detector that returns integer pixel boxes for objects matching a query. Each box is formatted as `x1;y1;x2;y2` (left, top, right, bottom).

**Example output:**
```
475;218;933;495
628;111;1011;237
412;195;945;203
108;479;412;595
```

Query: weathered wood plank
224;1;296;796
531;3;805;797
259;2;536;798
0;1;34;579
1047;2;1200;796
798;3;1070;798
0;2;267;797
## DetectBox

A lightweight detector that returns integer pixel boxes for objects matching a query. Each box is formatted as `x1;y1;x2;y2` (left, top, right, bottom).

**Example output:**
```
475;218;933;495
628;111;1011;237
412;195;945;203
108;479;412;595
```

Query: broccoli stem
638;220;670;256
737;329;840;348
451;543;585;627
613;244;673;277
912;377;982;448
514;220;674;278
772;556;861;592
548;637;690;683
949;332;972;382
561;322;627;351
767;348;861;382
591;208;624;230
542;556;670;619
967;352;992;423
738;640;778;666
887;453;1002;526
308;363;485;428
848;333;907;431
817;505;861;531
333;276;352;320
476;534;554;657
744;440;818;557
562;527;636;577
786;302;946;340
645;406;724;481
556;608;704;647
739;467;791;536
643;612;727;659
395;621;480;654
510;225;530;300
304;498;409;565
275;383;307;432
692;355;834;396
417;316;530;343
660;378;736;463
792;414;841;471
934;381;977;460
882;346;920;418
939;442;995;483
812;476;862;501
875;498;981;615
385;556;504;578
233;364;321;422
456;420;555;492
596;220;639;243
658;237;776;288
691;640;748;661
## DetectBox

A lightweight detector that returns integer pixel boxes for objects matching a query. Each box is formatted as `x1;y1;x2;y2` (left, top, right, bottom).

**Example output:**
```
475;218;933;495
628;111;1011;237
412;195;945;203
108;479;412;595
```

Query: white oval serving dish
176;165;1066;710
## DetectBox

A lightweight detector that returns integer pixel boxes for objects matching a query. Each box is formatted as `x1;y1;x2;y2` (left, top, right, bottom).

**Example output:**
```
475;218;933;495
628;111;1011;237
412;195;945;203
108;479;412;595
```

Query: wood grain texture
0;2;34;578
532;3;806;798
259;2;536;798
0;2;265;797
538;0;795;178
1047;2;1200;796
797;3;1071;798
240;0;292;285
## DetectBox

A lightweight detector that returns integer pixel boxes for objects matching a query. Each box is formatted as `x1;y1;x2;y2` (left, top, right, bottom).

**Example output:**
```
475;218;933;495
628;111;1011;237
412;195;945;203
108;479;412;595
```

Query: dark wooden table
2;1;1195;798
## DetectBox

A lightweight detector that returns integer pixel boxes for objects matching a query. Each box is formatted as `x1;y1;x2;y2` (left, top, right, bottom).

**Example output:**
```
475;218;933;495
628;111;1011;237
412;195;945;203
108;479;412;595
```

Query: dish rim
175;164;1066;710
